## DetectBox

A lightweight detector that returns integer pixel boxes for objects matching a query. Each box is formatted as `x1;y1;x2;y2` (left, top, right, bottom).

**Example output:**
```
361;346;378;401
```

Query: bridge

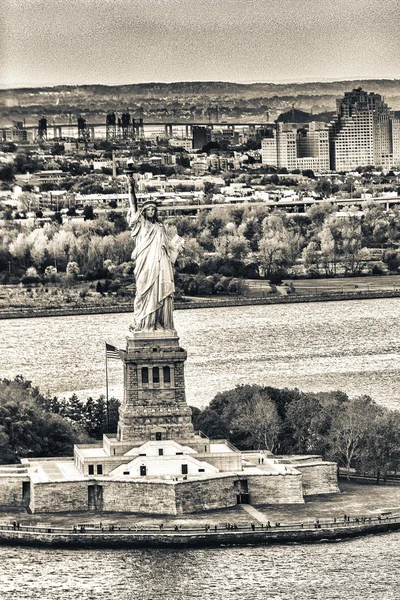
22;120;270;141
156;196;400;215
77;196;400;217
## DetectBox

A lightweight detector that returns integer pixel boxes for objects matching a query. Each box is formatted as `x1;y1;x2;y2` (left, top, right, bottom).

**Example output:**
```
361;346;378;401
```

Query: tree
28;228;50;268
83;205;95;220
302;241;321;275
0;164;15;182
192;408;230;439
0;377;87;463
232;392;282;451
205;207;230;237
21;266;41;285
306;200;337;227
318;220;338;276
315;178;332;198
227;278;245;295
196;274;215;295
360;411;400;482
66;261;80;278
241;216;262;251
51;143;65;156
285;394;325;453
258;214;291;279
329;396;380;469
383;250;400;273
44;265;58;282
18;192;37;213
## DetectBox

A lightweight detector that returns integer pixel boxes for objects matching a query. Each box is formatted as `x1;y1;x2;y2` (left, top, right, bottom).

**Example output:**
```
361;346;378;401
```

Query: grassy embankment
0;274;400;319
0;482;399;529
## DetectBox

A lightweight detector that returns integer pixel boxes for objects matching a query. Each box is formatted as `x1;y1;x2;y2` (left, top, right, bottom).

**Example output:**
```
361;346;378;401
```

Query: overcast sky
1;0;399;88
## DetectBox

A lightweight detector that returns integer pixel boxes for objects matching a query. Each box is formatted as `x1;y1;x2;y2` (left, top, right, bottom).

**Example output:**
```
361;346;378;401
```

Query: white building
329;88;399;171
261;122;330;171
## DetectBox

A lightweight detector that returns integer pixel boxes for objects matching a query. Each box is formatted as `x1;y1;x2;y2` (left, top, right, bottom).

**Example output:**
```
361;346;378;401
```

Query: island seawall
1;517;400;548
1;289;400;320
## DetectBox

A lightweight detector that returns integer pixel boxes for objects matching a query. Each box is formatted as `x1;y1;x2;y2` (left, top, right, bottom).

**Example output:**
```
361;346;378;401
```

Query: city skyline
1;0;399;89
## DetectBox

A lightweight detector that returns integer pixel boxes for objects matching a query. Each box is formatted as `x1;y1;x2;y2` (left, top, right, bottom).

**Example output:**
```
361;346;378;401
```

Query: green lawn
1;481;399;529
284;274;400;295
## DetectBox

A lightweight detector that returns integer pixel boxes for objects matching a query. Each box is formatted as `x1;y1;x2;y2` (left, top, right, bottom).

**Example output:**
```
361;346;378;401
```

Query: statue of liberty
126;168;184;332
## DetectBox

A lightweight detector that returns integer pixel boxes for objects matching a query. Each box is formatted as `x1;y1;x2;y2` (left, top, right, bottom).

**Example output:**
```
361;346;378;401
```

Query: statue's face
145;206;156;218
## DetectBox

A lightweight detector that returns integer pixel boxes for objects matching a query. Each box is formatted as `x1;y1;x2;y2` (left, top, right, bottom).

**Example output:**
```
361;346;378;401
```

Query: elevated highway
156;196;400;215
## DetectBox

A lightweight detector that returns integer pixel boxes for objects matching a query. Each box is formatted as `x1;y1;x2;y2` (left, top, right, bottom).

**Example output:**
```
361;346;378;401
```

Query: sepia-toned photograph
0;1;399;598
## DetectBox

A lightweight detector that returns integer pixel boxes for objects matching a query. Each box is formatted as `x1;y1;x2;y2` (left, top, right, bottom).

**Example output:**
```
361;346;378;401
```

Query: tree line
1;200;400;290
1;376;398;483
192;384;400;483
0;376;119;464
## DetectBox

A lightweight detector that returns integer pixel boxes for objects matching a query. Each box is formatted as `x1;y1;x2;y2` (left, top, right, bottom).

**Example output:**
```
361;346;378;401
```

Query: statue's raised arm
126;163;138;226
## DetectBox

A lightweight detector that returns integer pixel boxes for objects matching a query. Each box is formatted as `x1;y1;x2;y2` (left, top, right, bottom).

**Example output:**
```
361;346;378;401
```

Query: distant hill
1;79;399;98
276;108;336;123
0;79;399;128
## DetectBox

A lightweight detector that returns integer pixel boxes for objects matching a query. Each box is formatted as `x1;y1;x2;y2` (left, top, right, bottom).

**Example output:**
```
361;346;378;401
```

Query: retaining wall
1;290;400;320
1;520;400;548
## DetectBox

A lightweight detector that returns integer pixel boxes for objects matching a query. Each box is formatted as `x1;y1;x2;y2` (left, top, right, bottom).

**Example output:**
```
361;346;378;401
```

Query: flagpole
105;343;110;432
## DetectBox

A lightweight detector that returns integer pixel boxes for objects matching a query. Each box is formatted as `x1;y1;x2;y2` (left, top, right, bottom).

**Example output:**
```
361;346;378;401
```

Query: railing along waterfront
1;513;400;536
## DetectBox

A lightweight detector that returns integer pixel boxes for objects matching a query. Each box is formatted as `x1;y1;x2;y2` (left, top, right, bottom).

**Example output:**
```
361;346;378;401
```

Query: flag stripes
106;343;121;360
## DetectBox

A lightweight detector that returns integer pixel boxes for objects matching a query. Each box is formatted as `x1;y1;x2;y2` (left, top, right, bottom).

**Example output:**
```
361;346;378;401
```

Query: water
1;299;399;596
0;298;399;410
0;533;399;599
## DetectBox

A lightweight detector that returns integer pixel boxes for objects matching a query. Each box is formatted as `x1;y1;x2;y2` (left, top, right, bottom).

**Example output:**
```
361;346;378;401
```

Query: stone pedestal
117;330;195;443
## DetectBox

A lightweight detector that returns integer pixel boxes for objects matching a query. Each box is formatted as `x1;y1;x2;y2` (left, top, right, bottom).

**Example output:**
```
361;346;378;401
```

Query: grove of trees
192;384;400;482
0;377;119;463
1;376;398;485
1;199;400;292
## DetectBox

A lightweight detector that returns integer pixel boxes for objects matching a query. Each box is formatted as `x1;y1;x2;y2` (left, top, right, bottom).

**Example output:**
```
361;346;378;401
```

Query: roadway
38;195;400;218
157;196;400;214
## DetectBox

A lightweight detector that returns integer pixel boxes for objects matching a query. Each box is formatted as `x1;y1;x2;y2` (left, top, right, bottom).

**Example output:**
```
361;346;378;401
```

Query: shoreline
1;289;400;320
1;514;399;548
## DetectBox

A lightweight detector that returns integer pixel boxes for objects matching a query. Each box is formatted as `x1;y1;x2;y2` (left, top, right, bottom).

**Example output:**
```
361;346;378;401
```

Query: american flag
106;343;121;360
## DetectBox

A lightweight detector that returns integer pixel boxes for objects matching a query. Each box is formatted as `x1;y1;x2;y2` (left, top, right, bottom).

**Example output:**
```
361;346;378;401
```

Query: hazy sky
1;0;399;88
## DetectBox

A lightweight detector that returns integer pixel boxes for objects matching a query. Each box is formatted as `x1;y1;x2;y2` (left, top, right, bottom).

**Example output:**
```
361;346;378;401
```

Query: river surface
0;298;399;409
1;299;399;596
0;533;399;600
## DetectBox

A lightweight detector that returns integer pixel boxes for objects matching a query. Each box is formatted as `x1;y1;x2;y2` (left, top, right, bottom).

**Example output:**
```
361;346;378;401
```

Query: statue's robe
130;212;175;331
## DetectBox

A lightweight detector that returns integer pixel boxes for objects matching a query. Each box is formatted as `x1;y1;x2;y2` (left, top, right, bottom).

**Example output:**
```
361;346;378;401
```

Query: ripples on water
0;299;399;410
0;533;399;600
1;301;399;597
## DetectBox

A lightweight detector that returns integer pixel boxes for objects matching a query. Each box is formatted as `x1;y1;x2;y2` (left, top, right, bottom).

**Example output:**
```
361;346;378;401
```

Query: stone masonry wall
175;476;239;513
247;473;304;505
0;475;29;509
31;481;89;513
101;480;177;514
296;463;340;496
27;469;317;515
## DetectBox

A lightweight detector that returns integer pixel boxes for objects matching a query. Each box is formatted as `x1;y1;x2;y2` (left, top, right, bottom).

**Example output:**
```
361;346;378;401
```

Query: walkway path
240;504;269;523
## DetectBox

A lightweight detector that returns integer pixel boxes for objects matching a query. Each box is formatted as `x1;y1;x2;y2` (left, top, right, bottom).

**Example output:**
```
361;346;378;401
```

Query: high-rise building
329;88;395;171
192;126;211;150
261;122;329;171
392;119;400;165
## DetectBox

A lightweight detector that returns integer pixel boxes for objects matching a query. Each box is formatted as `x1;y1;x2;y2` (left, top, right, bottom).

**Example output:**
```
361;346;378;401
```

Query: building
392;119;400;165
0;326;339;515
192;126;212;150
261;122;329;171
169;138;193;152
1;122;33;144
297;122;330;171
329;88;398;171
